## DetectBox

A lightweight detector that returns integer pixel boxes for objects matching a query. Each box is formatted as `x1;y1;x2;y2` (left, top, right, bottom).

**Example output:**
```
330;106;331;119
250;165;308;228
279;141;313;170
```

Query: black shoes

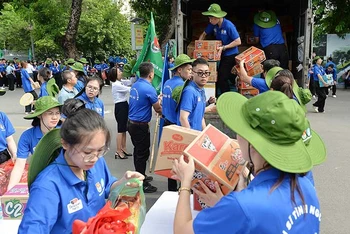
143;182;157;193
122;150;132;156
115;152;127;159
144;175;153;182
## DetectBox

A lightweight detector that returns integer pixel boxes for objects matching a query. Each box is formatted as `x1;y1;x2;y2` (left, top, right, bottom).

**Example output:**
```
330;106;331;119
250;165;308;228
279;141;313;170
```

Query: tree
130;0;177;50
63;0;83;59
313;0;350;40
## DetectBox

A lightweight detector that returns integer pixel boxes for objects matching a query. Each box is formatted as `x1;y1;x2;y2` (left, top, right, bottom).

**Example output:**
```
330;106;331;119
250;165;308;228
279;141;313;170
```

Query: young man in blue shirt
199;3;241;96
128;62;162;193
178;58;208;131
325;63;337;98
253;10;289;69
162;54;193;191
312;56;328;113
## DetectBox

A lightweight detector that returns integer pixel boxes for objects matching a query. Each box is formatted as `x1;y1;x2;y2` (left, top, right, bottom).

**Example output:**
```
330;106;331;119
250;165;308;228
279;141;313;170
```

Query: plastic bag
72;178;146;234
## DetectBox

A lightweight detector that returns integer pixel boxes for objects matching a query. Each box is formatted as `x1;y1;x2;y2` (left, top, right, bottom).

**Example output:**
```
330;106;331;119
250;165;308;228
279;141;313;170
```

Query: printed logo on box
161;134;188;156
3;199;26;219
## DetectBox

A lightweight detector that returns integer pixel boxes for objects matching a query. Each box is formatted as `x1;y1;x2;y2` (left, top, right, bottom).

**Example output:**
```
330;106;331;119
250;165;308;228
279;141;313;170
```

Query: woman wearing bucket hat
7;96;62;190
253;10;289;69
71;62;88;92
199;3;241;96
171;91;326;234
19;103;144;233
75;75;105;117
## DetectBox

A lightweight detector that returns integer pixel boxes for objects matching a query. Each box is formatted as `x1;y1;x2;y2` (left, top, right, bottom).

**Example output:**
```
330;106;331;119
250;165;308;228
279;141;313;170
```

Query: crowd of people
0;3;333;233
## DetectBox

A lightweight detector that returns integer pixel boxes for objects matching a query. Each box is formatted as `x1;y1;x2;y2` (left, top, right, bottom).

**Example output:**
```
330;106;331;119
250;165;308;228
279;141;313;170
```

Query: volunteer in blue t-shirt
172;91;326;234
75;76;105;117
312;56;328;113
7;96;62;191
237;59;281;94
177;58;208;131
19;105;144;234
21;61;39;114
199;3;241;96
253;10;289;69
128;62;162;193
0;111;17;165
163;54;194;192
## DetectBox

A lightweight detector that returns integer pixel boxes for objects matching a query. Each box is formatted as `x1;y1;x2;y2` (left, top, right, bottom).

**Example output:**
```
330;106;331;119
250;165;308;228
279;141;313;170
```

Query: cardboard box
193;49;221;61
154;125;200;178
239;87;259;96
207;62;218;83
184;124;247;210
1;183;29;220
235;46;266;71
204;83;216;99
231;64;263;77
195;40;222;50
187;41;195;58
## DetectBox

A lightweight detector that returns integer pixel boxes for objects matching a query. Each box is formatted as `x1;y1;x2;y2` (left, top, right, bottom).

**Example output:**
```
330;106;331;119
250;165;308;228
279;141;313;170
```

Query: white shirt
25;64;36;74
112;80;131;103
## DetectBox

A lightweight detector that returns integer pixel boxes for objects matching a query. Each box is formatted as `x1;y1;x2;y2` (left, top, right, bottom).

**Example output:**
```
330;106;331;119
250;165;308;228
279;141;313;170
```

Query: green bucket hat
47;78;60;97
254;10;277;28
313;56;322;63
66;58;76;65
28;128;62;187
24;96;62;119
78;58;88;64
216;91;326;173
169;54;195;71
45;59;53;65
202;3;227;18
70;62;85;73
265;67;283;88
94;59;101;64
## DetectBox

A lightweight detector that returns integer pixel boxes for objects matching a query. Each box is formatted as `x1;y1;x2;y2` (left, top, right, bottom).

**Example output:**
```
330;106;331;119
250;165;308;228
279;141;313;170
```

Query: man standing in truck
199;3;241;97
253;10;289;69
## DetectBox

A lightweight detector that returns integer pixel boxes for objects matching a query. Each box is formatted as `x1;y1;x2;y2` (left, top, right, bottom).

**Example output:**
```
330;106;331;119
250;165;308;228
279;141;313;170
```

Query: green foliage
129;0;172;44
313;0;350;40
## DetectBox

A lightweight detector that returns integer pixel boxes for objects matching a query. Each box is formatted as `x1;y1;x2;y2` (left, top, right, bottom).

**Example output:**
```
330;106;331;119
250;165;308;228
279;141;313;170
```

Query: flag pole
149;42;169;173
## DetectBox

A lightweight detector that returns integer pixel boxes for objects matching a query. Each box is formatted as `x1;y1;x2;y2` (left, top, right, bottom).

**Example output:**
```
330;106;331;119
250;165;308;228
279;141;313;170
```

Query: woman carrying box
172;91;326;234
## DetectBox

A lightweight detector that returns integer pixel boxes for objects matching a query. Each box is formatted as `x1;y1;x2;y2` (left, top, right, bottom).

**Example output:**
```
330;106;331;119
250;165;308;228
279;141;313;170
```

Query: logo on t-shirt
0;124;5;131
96;178;105;196
67;198;83;214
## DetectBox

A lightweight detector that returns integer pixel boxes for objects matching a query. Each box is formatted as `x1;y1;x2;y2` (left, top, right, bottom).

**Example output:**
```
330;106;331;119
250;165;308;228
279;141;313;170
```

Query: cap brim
305;130;327;165
19;93;34;106
0;90;6;96
217;92;313;173
202;11;227;18
254;11;277;28
24;103;62;119
169;60;195;71
28;129;62;187
265;67;283;88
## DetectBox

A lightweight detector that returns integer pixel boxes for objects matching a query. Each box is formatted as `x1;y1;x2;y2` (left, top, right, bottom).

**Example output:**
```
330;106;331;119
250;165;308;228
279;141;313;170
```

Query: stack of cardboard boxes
154;124;247;211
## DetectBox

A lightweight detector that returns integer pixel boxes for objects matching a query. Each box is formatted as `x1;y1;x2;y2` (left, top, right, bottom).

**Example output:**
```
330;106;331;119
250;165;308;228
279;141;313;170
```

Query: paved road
1;86;349;233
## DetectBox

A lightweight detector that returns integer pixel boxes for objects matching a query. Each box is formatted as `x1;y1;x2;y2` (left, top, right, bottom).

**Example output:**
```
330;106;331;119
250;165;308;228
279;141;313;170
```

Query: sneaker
313;106;319;113
104;84;110;87
25;112;30;115
144;175;153;183
312;95;316;100
143;182;157;193
0;87;5;90
332;95;336;98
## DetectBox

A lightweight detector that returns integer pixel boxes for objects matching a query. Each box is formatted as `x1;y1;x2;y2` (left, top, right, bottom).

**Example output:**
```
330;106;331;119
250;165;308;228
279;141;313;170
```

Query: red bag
0;160;29;195
101;71;107;80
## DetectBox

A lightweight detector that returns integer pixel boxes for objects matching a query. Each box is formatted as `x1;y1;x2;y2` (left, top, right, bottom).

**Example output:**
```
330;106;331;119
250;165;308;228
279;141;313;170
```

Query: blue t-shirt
93;64;102;71
205;18;240;56
326;68;337;81
193;168;321;234
21;68;33;93
17;126;43;159
0;64;6;72
0;112;15;152
251;77;269;93
313;64;325;81
49;64;60;74
253;21;285;48
39;82;49;98
177;81;206;131
19;150;117;234
76;92;104;117
75;80;85;92
324;61;336;70
162;76;184;124
129;78;158;123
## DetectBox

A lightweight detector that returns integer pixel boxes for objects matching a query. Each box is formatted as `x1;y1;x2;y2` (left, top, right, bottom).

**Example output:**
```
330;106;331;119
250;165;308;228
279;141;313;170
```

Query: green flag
131;12;163;94
28;48;32;61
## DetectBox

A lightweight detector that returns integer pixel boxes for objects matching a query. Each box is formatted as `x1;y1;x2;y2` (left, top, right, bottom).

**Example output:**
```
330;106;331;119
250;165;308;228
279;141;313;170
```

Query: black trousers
264;44;289;69
127;121;150;176
217;54;237;97
313;81;327;112
6;74;16;91
15;71;22;87
162;119;178;191
309;78;316;95
325;84;336;96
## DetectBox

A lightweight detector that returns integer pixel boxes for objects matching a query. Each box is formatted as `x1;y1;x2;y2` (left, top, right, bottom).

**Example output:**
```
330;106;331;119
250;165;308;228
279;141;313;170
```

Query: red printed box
184;124;247;210
232;64;264;77
235;46;266;71
193;49;221;61
195;40;222;50
239;87;259;96
1;183;29;220
154;125;200;178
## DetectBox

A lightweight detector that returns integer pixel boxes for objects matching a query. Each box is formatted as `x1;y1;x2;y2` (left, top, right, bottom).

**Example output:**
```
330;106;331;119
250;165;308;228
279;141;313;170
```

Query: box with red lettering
235;46;266;71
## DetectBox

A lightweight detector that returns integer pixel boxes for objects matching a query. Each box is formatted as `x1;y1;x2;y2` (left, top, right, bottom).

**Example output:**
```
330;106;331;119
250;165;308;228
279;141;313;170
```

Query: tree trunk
161;0;177;51
63;0;83;59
